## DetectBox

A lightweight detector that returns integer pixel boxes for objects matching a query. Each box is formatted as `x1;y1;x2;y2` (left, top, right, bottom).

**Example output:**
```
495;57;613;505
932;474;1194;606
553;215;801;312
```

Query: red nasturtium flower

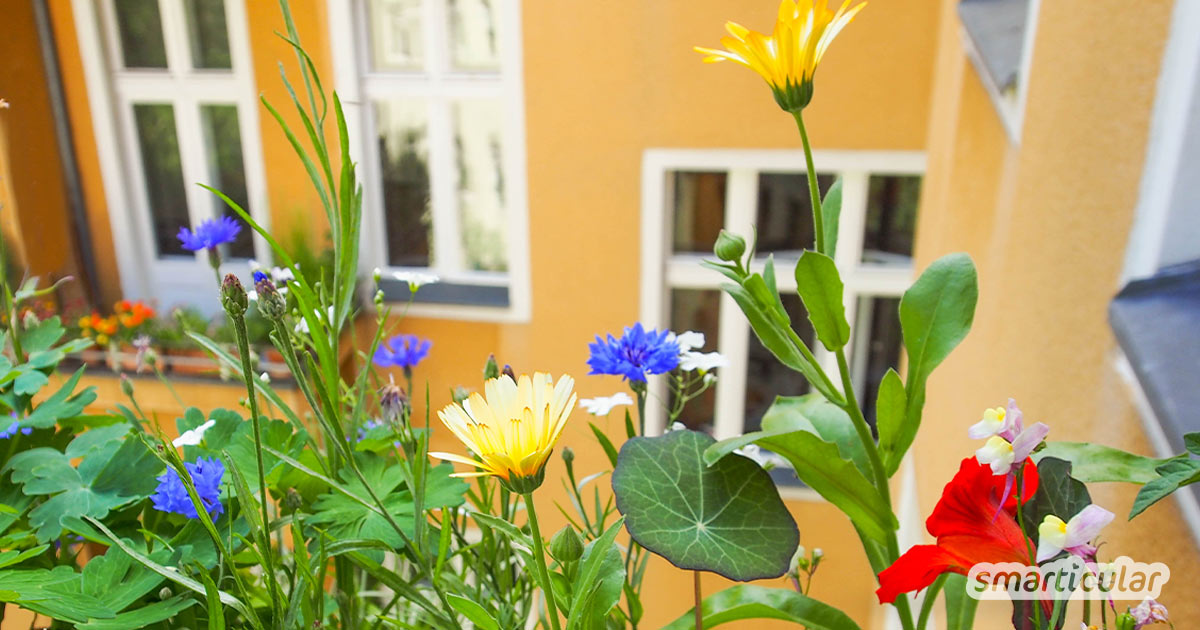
876;456;1039;603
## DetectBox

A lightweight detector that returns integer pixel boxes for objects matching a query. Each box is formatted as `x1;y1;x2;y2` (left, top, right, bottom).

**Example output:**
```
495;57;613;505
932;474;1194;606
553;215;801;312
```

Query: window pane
756;172;834;256
369;0;425;71
114;0;168;68
744;293;815;433
862;175;921;265
453;100;507;271
448;0;501;70
668;289;721;434
200;105;253;259
133;104;189;258
854;296;904;428
184;0;232;69
376;100;432;267
672;171;725;254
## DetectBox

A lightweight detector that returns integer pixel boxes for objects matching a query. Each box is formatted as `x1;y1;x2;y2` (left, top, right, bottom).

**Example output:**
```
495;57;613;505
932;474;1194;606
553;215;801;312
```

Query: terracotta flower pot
165;347;219;376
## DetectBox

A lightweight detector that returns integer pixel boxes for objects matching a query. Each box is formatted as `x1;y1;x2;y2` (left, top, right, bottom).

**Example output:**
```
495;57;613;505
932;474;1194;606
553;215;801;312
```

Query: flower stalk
524;492;563;630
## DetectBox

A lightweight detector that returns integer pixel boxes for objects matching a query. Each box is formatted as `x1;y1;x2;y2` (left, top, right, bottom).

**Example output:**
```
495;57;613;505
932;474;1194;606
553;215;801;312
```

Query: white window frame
959;0;1040;144
326;0;532;323
639;149;926;447
72;0;271;310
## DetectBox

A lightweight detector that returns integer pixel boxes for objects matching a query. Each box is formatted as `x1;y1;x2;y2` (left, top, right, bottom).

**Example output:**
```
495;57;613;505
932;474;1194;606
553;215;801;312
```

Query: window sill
375;277;529;323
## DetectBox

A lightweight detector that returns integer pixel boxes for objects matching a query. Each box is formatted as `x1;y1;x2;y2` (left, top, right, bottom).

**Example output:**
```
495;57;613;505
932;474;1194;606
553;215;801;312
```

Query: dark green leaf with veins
611;429;798;581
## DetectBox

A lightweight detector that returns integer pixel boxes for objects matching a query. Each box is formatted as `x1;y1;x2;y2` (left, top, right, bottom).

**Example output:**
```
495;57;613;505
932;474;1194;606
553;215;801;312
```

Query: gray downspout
32;0;102;303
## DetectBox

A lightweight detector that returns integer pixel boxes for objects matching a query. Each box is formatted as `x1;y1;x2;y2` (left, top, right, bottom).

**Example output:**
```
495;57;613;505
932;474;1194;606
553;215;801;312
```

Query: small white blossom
679;351;729;372
668;422;688;433
578;392;634;416
259;372;270;384
390;270;440;290
670;331;706;353
295;306;336;334
173;419;216;447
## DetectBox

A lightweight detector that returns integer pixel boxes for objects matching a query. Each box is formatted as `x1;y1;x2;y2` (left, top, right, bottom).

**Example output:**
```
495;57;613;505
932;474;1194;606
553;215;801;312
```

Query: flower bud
451;386;471;404
220;274;248;318
549;526;584;563
502;364;515;380
483;354;500;380
561;446;575;465
380;381;409;423
158;586;172;601
120;374;134;397
254;272;287;321
713;229;746;262
1114;613;1136;630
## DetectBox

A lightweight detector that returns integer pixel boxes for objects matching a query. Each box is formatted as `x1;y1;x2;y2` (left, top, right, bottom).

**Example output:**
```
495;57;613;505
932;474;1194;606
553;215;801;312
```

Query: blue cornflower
151;457;225;520
587;323;680;383
373;334;432;369
0;420;32;439
177;216;242;251
252;270;268;283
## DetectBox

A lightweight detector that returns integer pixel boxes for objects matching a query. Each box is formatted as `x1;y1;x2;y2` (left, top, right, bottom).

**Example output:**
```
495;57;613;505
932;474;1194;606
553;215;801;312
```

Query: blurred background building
0;0;1197;627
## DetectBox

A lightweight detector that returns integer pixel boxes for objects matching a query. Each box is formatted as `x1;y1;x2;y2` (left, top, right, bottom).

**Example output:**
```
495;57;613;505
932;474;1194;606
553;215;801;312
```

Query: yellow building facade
1;0;1198;628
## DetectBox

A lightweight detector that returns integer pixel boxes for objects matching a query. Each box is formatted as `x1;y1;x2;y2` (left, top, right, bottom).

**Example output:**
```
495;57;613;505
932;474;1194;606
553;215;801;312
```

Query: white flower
259;372;270;384
173;419;216;447
390;270;440;290
670;330;706;353
679;350;729;372
295;306;337;335
667;422;687;433
578;392;634;416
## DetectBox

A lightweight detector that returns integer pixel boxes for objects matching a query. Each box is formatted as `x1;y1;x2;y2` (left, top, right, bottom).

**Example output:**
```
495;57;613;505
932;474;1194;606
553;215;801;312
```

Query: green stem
916;574;946;630
693;571;703;630
524;492;563;630
834;349;889;503
232;312;281;625
1014;468;1045;629
792;110;826;255
633;384;647;436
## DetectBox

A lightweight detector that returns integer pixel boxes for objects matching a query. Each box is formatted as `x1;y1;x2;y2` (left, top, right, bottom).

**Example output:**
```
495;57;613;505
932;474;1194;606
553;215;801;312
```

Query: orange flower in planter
695;0;867;112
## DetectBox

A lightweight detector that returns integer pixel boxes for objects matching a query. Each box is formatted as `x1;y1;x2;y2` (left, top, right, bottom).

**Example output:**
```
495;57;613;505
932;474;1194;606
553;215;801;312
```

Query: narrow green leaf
1035;442;1173;484
660;585;860;630
565;518;625;627
613;430;798;580
1130;459;1200;519
199;570;227;630
821;178;844;260
875;369;907;466
589;422;619;468
884;253;978;474
447;594;501;630
794;251;850;351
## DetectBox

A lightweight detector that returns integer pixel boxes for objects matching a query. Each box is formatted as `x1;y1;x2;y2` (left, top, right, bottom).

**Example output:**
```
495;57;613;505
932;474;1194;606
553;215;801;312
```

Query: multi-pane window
97;0;265;305
104;0;259;259
338;0;525;311
642;151;925;454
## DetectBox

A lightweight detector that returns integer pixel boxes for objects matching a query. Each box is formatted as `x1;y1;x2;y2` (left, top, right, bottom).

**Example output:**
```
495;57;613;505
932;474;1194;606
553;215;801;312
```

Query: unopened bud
502;364;515;380
158;586;172;600
713;229;746;262
372;267;382;284
380;381;408;422
283;487;303;512
120;374;134;397
253;272;286;320
1114;613;1136;630
220;274;248;318
483;354;500;380
451;386;471;404
549;526;584;563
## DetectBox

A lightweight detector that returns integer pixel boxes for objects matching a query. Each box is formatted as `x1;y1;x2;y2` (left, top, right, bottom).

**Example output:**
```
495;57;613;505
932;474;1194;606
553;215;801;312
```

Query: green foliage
659;584;861;630
1021;458;1092;543
1035;442;1171;484
612;430;798;581
942;574;978;630
6;423;160;541
708;395;897;544
308;456;467;555
794;251;851;352
1130;458;1200;519
882;253;978;475
820;178;844;260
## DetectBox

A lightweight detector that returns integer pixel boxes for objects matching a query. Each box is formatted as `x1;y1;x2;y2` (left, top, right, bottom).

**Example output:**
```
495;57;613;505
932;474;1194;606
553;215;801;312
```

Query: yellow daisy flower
431;372;576;493
695;0;867;112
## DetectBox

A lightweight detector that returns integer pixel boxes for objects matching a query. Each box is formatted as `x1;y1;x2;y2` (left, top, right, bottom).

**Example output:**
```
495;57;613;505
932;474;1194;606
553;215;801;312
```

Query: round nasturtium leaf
612;429;799;581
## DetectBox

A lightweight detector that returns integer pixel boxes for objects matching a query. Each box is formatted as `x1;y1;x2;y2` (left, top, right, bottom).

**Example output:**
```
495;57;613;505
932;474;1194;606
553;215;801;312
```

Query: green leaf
14;370;49;396
0;566;112;623
760;394;870;477
1035;442;1172;484
707;407;896;543
19;317;66;354
21;367;97;429
943;574;978;630
565;518;625;629
821;178;843;260
1184;433;1200;456
76;597;196;630
875;369;907;465
884;253;978;475
6;424;160;541
612;430;798;580
660;585;860;630
1023;458;1092;543
307;455;467;557
1130;459;1200;519
794;251;850;351
589;422;619;468
447;593;501;630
